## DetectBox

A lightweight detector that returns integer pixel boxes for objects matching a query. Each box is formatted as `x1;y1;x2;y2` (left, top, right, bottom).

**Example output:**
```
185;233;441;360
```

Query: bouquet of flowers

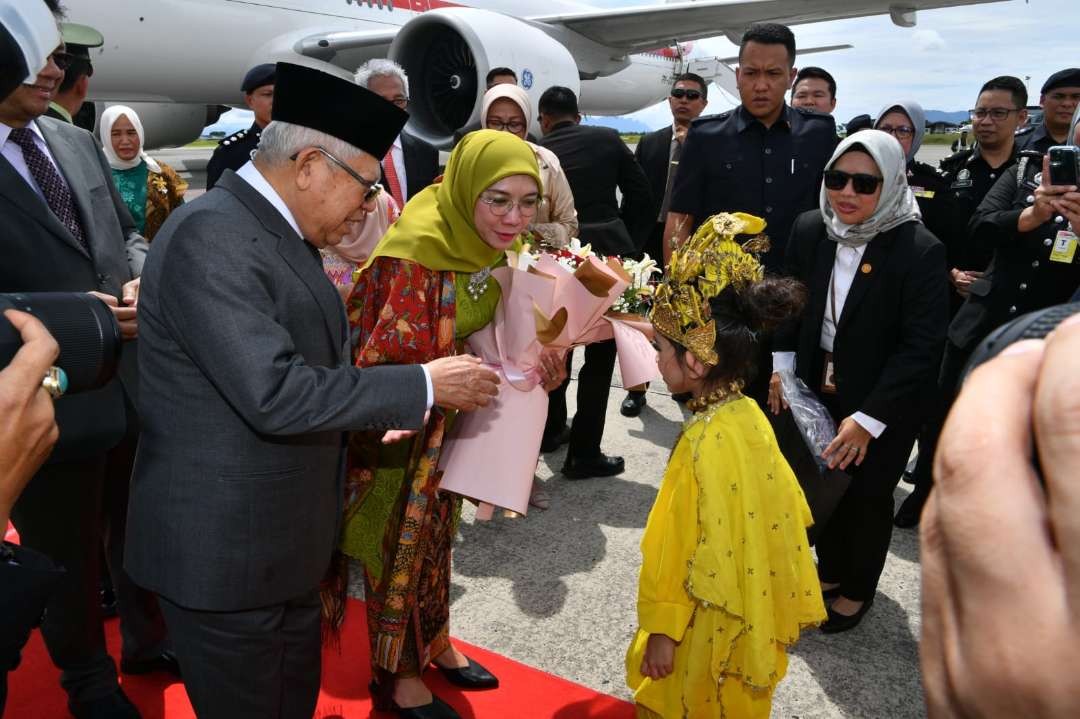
611;254;661;315
437;246;661;516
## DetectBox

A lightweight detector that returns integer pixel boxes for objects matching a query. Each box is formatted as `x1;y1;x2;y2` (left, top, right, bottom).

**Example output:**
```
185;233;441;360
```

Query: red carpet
5;523;633;718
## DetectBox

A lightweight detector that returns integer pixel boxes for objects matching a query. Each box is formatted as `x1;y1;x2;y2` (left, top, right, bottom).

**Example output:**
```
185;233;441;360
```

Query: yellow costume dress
626;394;826;719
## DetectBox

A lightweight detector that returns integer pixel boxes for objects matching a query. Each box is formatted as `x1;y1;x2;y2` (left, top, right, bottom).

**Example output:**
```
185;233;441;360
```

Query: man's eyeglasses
49;51;73;71
824;170;883;195
670;88;703;101
487;119;527;133
291;147;382;201
877;124;915;140
970;107;1020;122
389;96;408;109
479;192;541;217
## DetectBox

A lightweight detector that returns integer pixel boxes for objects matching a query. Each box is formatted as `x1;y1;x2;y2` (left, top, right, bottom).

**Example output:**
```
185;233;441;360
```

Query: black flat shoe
436;656;499;689
620;392;647;417
562;453;624;480
821;586;841;601
540;425;571;453
121;649;182;678
821;599;874;634
69;688;141;719
894;490;929;528
370;682;461;719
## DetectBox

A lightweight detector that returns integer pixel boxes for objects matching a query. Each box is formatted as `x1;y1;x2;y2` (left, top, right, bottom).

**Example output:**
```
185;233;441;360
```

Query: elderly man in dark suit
0;7;173;715
619;72;709;416
537;85;653;479
125;63;498;719
354;59;438;207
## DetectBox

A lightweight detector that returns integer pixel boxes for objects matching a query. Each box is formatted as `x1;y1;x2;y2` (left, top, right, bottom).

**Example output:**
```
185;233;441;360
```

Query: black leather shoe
620;391;647;417
369;683;461;719
120;649;182;678
540;425;571;453
437;656;499;689
563;453;624;479
894;489;929;528
69;688;141;719
671;391;692;404
821;599;873;634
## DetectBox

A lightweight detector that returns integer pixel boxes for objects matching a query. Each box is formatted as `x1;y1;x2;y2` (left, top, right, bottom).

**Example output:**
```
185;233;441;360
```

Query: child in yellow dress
626;213;826;718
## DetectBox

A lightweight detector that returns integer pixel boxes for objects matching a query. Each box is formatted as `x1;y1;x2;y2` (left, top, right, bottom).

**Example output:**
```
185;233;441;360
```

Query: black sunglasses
823;170;883;195
670;88;703;101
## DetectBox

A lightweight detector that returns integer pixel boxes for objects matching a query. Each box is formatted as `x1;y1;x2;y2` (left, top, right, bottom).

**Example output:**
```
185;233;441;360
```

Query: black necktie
9;127;89;252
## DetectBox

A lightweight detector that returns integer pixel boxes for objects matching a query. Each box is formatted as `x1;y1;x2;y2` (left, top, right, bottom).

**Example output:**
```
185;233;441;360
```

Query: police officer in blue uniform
666;23;837;274
205;63;275;190
1016;68;1080;154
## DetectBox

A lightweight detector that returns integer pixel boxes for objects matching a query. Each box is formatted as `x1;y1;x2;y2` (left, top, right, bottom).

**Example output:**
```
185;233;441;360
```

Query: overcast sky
590;0;1078;128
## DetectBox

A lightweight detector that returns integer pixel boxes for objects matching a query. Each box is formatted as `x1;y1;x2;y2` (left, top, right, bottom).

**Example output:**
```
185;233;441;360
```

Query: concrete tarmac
155;143;929;718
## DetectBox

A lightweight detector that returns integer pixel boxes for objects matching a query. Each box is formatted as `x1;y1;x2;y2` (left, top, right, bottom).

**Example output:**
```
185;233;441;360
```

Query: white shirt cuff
852;411;886;438
772;352;796;374
421;366;434;410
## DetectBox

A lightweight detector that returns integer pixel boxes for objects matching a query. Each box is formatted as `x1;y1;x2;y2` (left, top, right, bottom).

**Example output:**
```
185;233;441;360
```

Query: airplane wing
528;0;1008;53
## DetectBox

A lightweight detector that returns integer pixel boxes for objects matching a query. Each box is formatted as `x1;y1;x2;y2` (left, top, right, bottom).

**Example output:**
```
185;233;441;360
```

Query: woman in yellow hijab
334;130;565;719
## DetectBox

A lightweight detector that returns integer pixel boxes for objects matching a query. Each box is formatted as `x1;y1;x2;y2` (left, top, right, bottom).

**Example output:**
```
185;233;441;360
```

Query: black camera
0;293;122;395
1047;145;1080;187
965;302;1079;380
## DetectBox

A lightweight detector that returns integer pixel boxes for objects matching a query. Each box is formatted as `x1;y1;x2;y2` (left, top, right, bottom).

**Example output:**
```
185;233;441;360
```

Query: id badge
911;185;936;199
821;351;838;394
1050;230;1078;264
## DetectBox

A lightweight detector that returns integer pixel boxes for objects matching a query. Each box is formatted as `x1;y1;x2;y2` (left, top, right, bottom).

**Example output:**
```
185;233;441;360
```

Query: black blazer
392;132;438;201
632;125;673;223
539;122;653;255
775;211;948;428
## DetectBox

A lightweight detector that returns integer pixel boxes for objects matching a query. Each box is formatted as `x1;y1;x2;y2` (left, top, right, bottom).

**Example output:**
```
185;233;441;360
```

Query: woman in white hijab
769;129;948;634
480;83;578;248
99;105;187;241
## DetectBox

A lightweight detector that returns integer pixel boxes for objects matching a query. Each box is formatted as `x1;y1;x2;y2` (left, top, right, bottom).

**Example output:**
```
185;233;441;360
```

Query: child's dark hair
673;277;806;387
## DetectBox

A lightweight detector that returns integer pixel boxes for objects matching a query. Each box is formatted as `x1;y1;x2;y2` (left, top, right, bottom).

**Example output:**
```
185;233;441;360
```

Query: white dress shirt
773;242;886;438
386;135;408;198
235;161;434;409
0;120;68;201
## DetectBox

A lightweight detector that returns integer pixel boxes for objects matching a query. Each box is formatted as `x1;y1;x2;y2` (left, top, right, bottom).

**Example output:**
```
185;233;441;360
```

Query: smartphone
1047;145;1080;187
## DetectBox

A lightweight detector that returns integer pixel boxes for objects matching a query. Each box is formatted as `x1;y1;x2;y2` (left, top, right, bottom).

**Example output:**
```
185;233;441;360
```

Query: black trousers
908;341;974;497
9;425;165;703
815;395;919;602
159;590;322;719
545;340;618;460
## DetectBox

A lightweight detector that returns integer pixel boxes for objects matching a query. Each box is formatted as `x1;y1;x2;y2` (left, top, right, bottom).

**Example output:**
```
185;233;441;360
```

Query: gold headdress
649;212;770;365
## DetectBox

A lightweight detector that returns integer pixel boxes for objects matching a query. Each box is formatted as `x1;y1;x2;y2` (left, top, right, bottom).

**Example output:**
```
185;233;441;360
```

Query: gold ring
41;366;68;399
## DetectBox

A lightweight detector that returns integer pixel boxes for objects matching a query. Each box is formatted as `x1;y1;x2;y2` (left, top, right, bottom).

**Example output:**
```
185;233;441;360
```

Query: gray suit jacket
126;170;428;611
0;116;147;459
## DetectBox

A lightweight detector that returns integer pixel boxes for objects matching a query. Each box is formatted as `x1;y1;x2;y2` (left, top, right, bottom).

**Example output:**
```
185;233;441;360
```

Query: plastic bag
778;369;837;471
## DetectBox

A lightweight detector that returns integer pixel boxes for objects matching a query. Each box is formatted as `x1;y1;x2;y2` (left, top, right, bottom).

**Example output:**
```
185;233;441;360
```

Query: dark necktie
659;136;683;221
9;127;89;252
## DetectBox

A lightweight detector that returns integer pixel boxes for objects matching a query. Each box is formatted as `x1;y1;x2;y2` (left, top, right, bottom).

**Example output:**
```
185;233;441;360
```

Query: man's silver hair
254;121;365;168
354;58;409;97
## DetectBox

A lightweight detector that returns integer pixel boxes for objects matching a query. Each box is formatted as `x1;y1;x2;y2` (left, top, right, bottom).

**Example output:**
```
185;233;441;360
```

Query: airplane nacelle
389;8;580;148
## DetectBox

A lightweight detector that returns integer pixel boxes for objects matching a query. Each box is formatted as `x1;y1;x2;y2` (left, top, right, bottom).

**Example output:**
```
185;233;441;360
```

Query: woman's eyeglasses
877;124;915;140
670;88;703;101
479;193;541;217
824;170;883;195
487;119;527;133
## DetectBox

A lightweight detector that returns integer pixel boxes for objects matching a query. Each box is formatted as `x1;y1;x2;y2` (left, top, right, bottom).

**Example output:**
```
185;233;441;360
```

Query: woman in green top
335;130;567;719
100;105;186;241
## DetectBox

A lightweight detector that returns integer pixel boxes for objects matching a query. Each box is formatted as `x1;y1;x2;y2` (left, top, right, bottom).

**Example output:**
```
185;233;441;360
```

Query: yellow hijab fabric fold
364;129;542;273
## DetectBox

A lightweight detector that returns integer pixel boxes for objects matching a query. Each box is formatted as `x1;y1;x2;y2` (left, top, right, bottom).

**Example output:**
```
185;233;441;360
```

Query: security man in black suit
666;22;837;405
895;76;1031;527
618;71;709;417
205;63;274;190
1016;68;1080;154
537;85;653;479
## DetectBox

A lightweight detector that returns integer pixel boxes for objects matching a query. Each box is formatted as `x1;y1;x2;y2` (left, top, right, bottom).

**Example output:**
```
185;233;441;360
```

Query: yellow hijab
364;129;542;273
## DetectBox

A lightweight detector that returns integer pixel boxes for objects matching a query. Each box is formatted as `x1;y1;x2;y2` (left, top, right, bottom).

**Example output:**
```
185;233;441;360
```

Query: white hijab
820;129;921;247
99;105;161;173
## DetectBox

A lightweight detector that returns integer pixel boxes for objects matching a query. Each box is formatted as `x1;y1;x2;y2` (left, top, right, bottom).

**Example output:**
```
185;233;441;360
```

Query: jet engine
389;8;580;148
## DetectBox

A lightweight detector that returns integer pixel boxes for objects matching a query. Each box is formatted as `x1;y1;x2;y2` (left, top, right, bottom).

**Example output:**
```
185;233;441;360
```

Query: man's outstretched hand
424;355;500;411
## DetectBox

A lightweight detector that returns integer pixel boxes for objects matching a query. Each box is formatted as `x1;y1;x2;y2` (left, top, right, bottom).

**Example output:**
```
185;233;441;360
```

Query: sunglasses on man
670;88;703;101
823;170;883;195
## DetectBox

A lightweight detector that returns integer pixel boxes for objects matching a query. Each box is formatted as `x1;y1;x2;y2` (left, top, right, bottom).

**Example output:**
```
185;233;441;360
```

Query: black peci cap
241;63;276;93
270;62;408;159
1042;68;1080;94
845;114;873;134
